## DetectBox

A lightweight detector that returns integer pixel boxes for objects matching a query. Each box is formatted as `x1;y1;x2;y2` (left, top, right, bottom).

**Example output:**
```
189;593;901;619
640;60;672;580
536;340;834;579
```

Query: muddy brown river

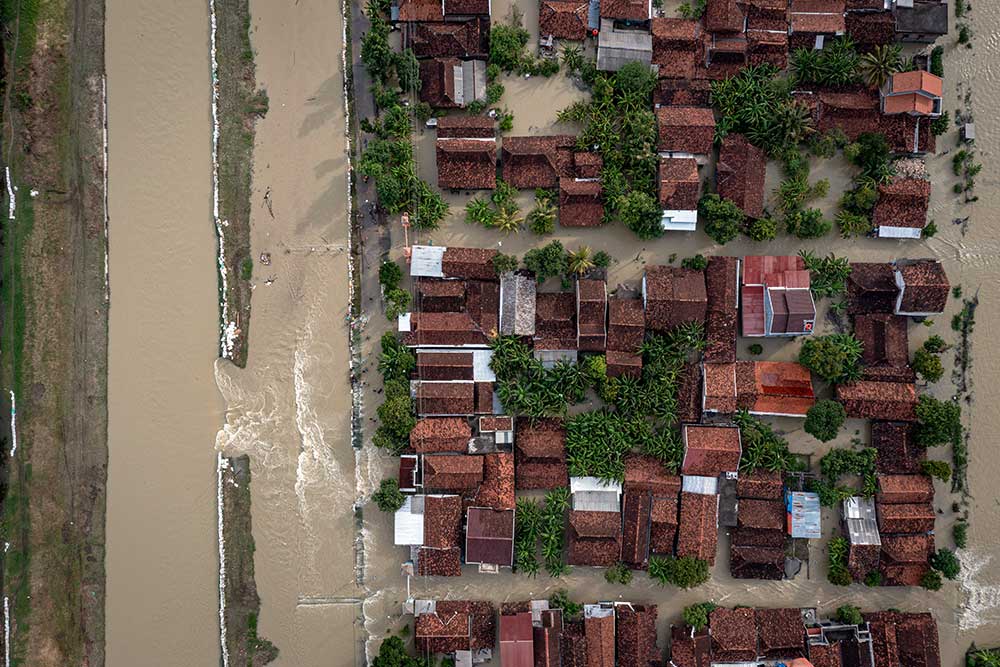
102;0;999;665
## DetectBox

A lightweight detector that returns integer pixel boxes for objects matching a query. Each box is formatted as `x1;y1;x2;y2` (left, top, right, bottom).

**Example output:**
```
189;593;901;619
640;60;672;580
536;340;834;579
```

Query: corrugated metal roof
681;475;719;495
395;495;426;545
844;496;881;546
572;490;621;512
660;209;698;231
787;491;821;539
411;245;446;277
597;19;652;71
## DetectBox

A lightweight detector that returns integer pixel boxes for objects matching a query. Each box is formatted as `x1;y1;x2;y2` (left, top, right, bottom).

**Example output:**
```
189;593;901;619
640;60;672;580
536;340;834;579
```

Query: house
403;311;492;347
436;137;497;190
738;498;786;532
650;18;702;77
709;607;757;662
705;0;745;33
881;70;943;117
864;611;940;667
624;454;682;495
418;494;464;576
737;470;783;500
515;419;569;489
731;495;787;580
676;491;719;564
416;381;477;415
748;28;788;69
559;178;604;227
615;605;660;667
876;502;935;534
600;0;650;21
670;625;712;667
567;510;623;566
399;454;420;492
443;0;490;16
417;279;468;313
730;543;785;580
756;608;807;659
410;245;499;280
846;9;896;52
871;421;925;474
702;361;815;417
836;381;917;421
607;297;644;377
596;19;653;71
417;350;487;381
539;0;590;40
741;255;816;337
716;134;766;219
878;534;934;587
704;256;739;364
499;272;536;336
894;0;948;43
677;362;703;424
873;177;930;239
844;496;881;580
681;425;741;477
584;606;616;667
789;0;846;50
658;157;700;232
894;260;949;316
853;314;909;371
560;622;589;667
396;0;446;22
501;135;575;189
846;262;899;315
414;600;497;654
419;58;487;109
466;507;515;569
656;106;716;158
404;19;489;58
642;265;708;332
534;292;578;352
621;492;653;569
533;609;564;667
877;474;934;504
702;361;738;414
411;417;472;453
649;496;679;555
500;612;534;667
576;279;607;351
423;454;485;490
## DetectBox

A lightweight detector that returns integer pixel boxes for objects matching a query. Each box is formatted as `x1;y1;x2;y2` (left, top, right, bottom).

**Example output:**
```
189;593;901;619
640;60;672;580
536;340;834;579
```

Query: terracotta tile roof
756;608;806;659
475;381;493;414
442;247;499;280
418;278;467;313
444;0;490;16
416;381;476;415
730;544;785;580
607;297;645;353
621;491;653;568
560;621;588;667
650;495;679;554
808;642;844;667
516;462;569;490
731;525;786;548
836;381;917;422
405;311;485;347
573;152;603;178
872;421;925;474
567;511;623;566
585;614;616;667
702;361;737;414
847;262;898;315
879;533;933;568
606;350;642;378
880;112;935;154
501;135;576;189
658;157;700;210
599;0;649;20
864;611;940;667
748;361;816;417
710;607;757;662
539;0;590;39
790;11;846;35
418;351;475;381
420;58;460;108
559;178;604;227
405;19;488;58
644;266;707;332
415;600;497;652
417;546;463;576
516;418;566;460
897;260;949;315
411;417;472;452
876;501;935;534
737;469;783;500
436;113;495;138
500;612;534;667
873;178;930;232
424;454;485;490
737;498;785;531
848;541;881;581
651;17;701;42
716;133;766;219
654;78;713;108
398;0;444;21
877;474;934;505
479;415;513;432
466;507;515;565
846;10;894;51
747;29;788;69
424;495;464;548
682;425;741;476
706;255;739;313
616;605;659;667
854;314;909;369
534;292;577;350
670;626;712;667
577;279;607;350
705;0;746;33
474;452;515;509
437;138;497;190
890;70;943;97
677;492;719;564
656;106;715;154
533;609;564;667
624;454;682;494
677;362;702;424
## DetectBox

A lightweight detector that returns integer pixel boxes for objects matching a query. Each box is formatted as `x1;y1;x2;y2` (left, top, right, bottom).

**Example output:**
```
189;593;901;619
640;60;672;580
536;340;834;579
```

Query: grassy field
0;0;108;665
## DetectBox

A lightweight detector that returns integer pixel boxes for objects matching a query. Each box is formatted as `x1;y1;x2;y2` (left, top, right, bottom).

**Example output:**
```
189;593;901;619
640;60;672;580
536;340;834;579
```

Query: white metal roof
682;475;719;495
398;312;412;332
660;209;698;232
410;245;446;277
570;476;623;495
394;495;425;546
878;225;921;239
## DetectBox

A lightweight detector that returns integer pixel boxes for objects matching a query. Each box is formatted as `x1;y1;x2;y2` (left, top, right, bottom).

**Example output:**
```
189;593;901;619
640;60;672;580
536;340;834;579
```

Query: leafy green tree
384;287;412;319
923;335;948;353
800;251;852;299
683;602;717;631
493;253;519;275
785;207;831;239
912;348;944;383
561;45;584;74
486;82;505;105
681;254;708;270
921;460;952;483
373;478;406;512
914;395;962;446
528;191;556;234
373;636;426;667
745;216;777;242
931;548;961;579
524;241;568;282
836;605;864;626
920;570;943;591
699;194;743;245
804;400;847;442
799;334;864;383
604;562;633;585
493;206;524;234
953;520;969;549
931;110;950;137
379;260;403;288
593;250;612;268
490;23;530;72
379;332;416;382
836;210;873;238
361;17;394;82
377;392;416;440
395;49;420;91
647;555;709;588
618;190;663;240
858;44;902;89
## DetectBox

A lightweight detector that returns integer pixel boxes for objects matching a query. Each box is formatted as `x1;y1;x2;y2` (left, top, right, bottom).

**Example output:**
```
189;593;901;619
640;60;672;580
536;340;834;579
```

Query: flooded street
105;0;222;663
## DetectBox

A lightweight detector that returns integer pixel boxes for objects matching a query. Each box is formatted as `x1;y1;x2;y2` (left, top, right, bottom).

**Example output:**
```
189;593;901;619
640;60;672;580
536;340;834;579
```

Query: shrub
681;254;708;270
931;111;950;137
648;555;710;588
912;347;944;383
923;335;948;354
384;287;412;319
699;194;743;245
677;0;706;18
486;82;505;105
493;253;519;275
490;23;530;72
373;478;406;512
745;216;777;242
498;110;515;133
241;257;253;281
799;334;864;383
920;570;943;590
864;570;883;587
373;635;423;667
548;589;582;619
748;343;763;356
379;332;416;383
619;190;663;240
800;251;851;299
953;520;969;549
804;400;847;442
923;220;938;238
604;562;633;585
785;207;831;239
914;395;962;447
921;459;953;483
932;548;961;579
836;605;864;626
395;49;420;91
524;241;568;282
828;536;852;586
836;210;872;238
377;392;416;440
683;602;717;631
593;250;612;268
930;45;944;77
379;259;403;288
527;190;556;234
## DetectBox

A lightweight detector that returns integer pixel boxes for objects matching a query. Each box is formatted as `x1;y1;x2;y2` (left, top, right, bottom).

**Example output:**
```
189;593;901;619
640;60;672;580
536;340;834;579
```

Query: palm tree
492;205;523;234
858;44;901;89
566;246;595;276
527;196;556;234
560;45;584;74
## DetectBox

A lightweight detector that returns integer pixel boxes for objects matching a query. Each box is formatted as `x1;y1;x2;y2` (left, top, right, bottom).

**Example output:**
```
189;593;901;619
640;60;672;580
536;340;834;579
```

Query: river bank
0;0;108;664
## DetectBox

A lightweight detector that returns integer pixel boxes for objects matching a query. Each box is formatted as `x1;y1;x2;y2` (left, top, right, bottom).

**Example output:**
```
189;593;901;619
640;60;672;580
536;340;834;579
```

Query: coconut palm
566;246;595;276
492;205;523;234
858;44;902;89
527;195;556;234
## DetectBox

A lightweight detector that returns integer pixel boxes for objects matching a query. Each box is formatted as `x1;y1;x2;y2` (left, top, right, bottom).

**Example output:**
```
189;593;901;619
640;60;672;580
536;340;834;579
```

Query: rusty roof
846;10;895;51
416;600;497;652
737;498;785;531
441;247;499;280
730;544;786;580
417;546;463;576
411;417;472;453
756;608;806;659
864;611;940;667
710;607;757;662
836;381;917;422
418;351;474;381
607;297;645;354
624;454;682;494
677;362;703;424
406;312;489;347
873;177;930;231
847;262;898;315
567;511;623;567
423;454;484;490
716;133;766;219
790;11;845;34
736;469;783;500
656;106;716;154
872;421;925;474
515;462;569;490
749;361;816;417
650;496;679;555
436;112;495;138
534;292;578;350
616;605;659;667
854;314;909;370
682;425;741;476
677;492;719;564
584;615;616;667
398;0;444;21
444;0;490;15
416;380;476;415
473;452;515;510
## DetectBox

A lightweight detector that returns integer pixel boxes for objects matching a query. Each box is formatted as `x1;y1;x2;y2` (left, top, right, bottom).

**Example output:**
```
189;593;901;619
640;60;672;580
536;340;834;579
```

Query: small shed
786;491;821;539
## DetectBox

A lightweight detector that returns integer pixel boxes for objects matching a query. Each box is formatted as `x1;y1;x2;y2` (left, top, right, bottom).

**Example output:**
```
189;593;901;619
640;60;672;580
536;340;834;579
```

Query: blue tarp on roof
786;491;821;539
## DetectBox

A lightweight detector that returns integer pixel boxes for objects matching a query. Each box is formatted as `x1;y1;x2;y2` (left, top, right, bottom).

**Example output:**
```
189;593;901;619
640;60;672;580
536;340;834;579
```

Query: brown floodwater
105;0;223;664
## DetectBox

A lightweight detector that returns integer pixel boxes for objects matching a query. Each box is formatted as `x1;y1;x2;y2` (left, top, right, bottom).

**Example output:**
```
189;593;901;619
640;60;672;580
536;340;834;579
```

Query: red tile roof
415;600;497;652
705;0;745;33
650;496;679;555
710;607;757;662
670;626;712;667
877;501;935;534
559;179;604;228
398;0;444;21
534;292;577;350
879;534;933;586
444;0;490;16
419;58;462;108
677;492;719;564
607;297;645;353
418;351;474;381
846;10;895;51
501;135;576;189
872;421;925;474
424;494;464;549
737;498;785;531
405;19;488;59
479;415;513;432
467;507;515;566
897;260;949;315
837;381;917;422
533;609;563;667
877;474;934;505
584;614;616;667
539;0;590;39
790;11;845;35
437;138;498;190
424;454;484;490
567;511;623;566
731;525;786;548
416;381;476;415
658;157;700;210
702;361;737;414
864;611;940;667
474;452;515;509
736;469;783;500
730;544;785;580
436;113;495;138
656;106;716;155
873;178;930;232
443;248;500;280
756;608;806;659
854;314;909;370
577;279;607;350
621;492;653;568
682;425;741;476
748;361;816;417
417;546;463;576
411;417;472;452
599;0;649;20
616;605;659;667
677;362;703;424
500;612;534;667
644;266;707;332
716;133;766;219
624;454;682;494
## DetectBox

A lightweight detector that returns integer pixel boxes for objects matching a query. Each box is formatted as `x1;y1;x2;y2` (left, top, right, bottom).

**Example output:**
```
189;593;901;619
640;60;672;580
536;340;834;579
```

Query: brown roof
731;525;786;548
654;78;713;108
607;297;645;354
702;362;737;414
475;381;493;414
567;511;623;567
848;541;881;581
516;419;566;460
398;0;444;21
854;314;909;369
406;312;489;347
415;600;497;652
658;157;700;210
436;113;495;138
670;626;712;667
656;106;715;155
615;605;659;667
677;362;703;424
621;492;653;568
876;502;935;534
737;469;783;500
500;612;534;667
437;138;498;190
624;454;682;494
577;279;607;350
585;614;616;667
599;0;649;20
534;609;564;667
423;454;485;490
682;425;741;476
864;611;940;667
606;350;642;379
501;135;576;189
846;10;895;51
790;10;845;35
573;151;603;179
877;474;934;505
539;0;590;39
897;261;949;315
534;292;578;350
847;263;899;315
872;421;925;474
879;533;933;568
652;19;702;71
705;0;745;33
479;415;513;432
836;381;917;422
560;178;604;228
709;607;757;662
651;17;701;42
419;58;461;108
417;381;477;415
424;495;464;548
650;496;679;555
808;642;844;667
643;266;707;332
411;417;472;453
442;247;499;281
716;133;766;219
746;361;816;417
873;178;930;232
405;19;488;59
676;492;719;564
756;608;806;659
730;544;785;580
418;351;474;381
561;621;588;667
417;546;463;576
444;0;490;16
418;278;467;313
737;498;785;531
474;451;515;509
516;462;569;490
706;256;739;312
466;507;515;566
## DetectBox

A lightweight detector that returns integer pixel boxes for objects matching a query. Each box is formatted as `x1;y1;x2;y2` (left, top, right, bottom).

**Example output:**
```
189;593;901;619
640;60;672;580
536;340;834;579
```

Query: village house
559;178;604;228
499;272;536;336
567;477;623;567
621;454;681;568
732;469;787;580
789;0;846;51
676;491;720;564
658;157;701;232
596;19;653;71
872;176;931;239
876;501;935;535
576;279;607;351
704;0;748;70
615;604;660;667
846;8;896;53
606;296;645;377
436;128;497;191
656;106;716;160
650;17;703;78
703;256;739;364
411;417;472;453
499;611;533;667
465;506;515;571
894;259;949;316
709;607;758;662
413;599;497;655
539;0;590;40
836;380;918;421
394;494;464;576
846;262;900;315
642;265;708;332
514;419;569;489
403;18;489;58
682;424;741;477
879;532;934;586
410;245;499;280
534;291;578;356
716;134;767;220
702;360;816;417
756;608;807;659
853;314;914;383
419;57;488;109
741;255;816;337
893;0;948;43
500;135;576;189
881;70;943;117
871;420;925;474
864;610;940;667
584;605;616;667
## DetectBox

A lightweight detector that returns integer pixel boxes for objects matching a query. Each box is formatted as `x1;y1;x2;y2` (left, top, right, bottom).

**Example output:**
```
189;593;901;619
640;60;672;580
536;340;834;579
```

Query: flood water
105;1;222;664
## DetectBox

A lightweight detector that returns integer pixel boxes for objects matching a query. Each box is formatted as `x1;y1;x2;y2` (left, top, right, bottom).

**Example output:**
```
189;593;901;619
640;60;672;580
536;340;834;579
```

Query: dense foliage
373;478;406;512
524;240;569;282
804;400;846;442
605;562;633;585
490;335;590;417
785;207;832;239
648;555;710;589
836;605;864;626
791;38;859;87
374;334;417;453
733;411;800;473
912;347;944;383
800;251;851;299
827;536;852;586
528;189;556;234
379;260;411;318
618;190;663;240
954;520;969;549
811;446;877;507
914;395;962;447
541;488;570;576
799;334;864;383
932;548;961;579
921;570;943;591
683;602;717;631
548;590;583;619
465;179;522;233
921;460;952;483
699;194;743;245
489;19;559;76
372;636;429;667
514;498;541;575
493;253;519;275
